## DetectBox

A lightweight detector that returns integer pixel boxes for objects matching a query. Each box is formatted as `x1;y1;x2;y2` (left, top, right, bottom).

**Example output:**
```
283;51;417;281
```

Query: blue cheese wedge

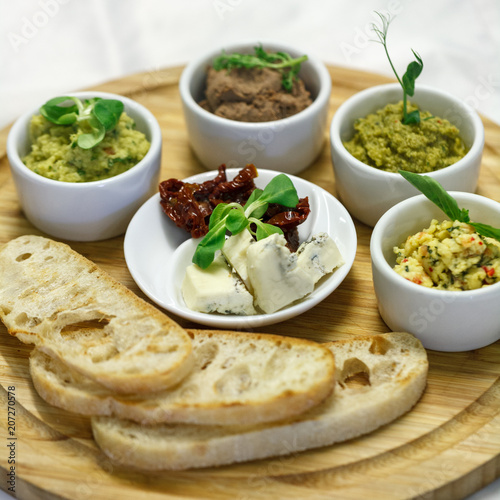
296;232;344;284
246;234;316;314
246;232;343;314
182;255;256;315
222;228;255;293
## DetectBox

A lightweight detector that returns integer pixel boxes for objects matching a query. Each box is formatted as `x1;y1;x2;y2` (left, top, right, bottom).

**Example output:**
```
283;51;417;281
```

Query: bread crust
0;235;193;394
91;332;428;470
30;329;336;425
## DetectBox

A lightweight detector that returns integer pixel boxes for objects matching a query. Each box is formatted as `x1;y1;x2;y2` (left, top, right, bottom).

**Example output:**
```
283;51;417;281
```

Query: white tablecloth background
0;1;499;499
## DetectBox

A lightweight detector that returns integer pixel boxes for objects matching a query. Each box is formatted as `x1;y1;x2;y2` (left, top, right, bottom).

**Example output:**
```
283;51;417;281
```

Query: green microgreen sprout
399;170;500;243
371;12;424;125
212;45;308;92
40;96;124;149
192;174;299;269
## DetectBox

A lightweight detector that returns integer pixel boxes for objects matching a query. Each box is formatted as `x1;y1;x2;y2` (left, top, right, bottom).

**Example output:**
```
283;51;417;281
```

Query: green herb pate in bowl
7;91;161;241
330;13;484;227
23;95;150;182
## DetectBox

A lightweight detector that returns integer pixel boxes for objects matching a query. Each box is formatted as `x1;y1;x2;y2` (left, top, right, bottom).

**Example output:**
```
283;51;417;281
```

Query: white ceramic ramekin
179;40;331;175
331;83;484;227
7;91;162;241
370;192;500;351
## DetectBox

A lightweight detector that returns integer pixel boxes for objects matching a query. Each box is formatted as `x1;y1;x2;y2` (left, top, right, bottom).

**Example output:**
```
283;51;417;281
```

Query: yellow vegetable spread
23;113;150;182
393;219;500;290
343;101;467;173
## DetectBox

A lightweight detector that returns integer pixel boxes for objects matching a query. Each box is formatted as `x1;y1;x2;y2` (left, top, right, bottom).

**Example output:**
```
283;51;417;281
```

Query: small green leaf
208;203;230;230
402;109;421;125
77;116;105;149
40;95;124;150
255;221;283;240
94;99;124;131
259;174;299;207
400;170;500;244
402;51;423;97
244;188;268;218
245;188;263;207
226;209;248;234
469;222;500;241
192;219;227;269
398;170;468;222
40;96;79;125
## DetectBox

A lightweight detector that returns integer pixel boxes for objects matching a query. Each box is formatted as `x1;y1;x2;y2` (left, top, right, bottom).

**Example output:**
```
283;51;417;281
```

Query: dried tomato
262;197;310;251
209;164;258;206
159;164;257;238
159;164;310;248
264;197;310;232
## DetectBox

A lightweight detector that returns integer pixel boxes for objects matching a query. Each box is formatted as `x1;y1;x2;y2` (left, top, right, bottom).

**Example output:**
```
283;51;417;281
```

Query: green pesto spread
23;113;150;182
343;101;467;173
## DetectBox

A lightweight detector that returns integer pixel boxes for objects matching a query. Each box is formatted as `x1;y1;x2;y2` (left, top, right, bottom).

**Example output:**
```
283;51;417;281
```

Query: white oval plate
124;169;357;328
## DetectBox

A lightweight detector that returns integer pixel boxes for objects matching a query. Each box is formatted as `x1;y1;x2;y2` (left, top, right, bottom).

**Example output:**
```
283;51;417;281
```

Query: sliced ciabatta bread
30;328;335;425
0;235;193;394
91;332;428;470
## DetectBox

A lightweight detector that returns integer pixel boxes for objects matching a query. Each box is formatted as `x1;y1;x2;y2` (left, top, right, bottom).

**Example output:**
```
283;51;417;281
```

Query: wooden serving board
1;66;500;500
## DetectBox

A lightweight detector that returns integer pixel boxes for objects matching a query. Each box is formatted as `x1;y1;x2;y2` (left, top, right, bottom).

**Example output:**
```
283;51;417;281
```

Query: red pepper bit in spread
482;266;495;278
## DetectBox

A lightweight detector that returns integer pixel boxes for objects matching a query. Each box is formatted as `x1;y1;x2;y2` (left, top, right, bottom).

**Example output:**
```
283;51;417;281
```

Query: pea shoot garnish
371;12;424;125
399;170;500;242
193;174;299;269
40;96;124;149
212;45;308;92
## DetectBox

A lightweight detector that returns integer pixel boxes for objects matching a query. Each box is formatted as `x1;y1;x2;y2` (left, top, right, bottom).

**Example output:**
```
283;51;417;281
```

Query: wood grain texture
1;65;500;500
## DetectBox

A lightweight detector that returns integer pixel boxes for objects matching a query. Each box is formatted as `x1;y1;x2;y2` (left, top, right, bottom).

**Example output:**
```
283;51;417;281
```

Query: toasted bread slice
0;235;193;394
30;328;335;425
91;332;428;470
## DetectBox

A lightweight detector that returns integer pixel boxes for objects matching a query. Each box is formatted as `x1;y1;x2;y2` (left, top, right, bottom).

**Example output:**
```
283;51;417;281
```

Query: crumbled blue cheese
182;255;256;315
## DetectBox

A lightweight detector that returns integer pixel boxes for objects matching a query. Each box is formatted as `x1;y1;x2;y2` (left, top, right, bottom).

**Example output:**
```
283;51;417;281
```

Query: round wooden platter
1;66;500;500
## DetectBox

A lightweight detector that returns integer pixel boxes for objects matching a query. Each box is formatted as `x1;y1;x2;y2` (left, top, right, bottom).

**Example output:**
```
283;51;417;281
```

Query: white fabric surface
0;0;499;498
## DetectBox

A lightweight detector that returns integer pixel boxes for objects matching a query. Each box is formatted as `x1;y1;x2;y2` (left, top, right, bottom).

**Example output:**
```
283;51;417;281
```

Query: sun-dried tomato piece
159;164;257;238
209;164;258;206
159;164;310;248
262;197;310;251
264;197;310;232
159;179;210;238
